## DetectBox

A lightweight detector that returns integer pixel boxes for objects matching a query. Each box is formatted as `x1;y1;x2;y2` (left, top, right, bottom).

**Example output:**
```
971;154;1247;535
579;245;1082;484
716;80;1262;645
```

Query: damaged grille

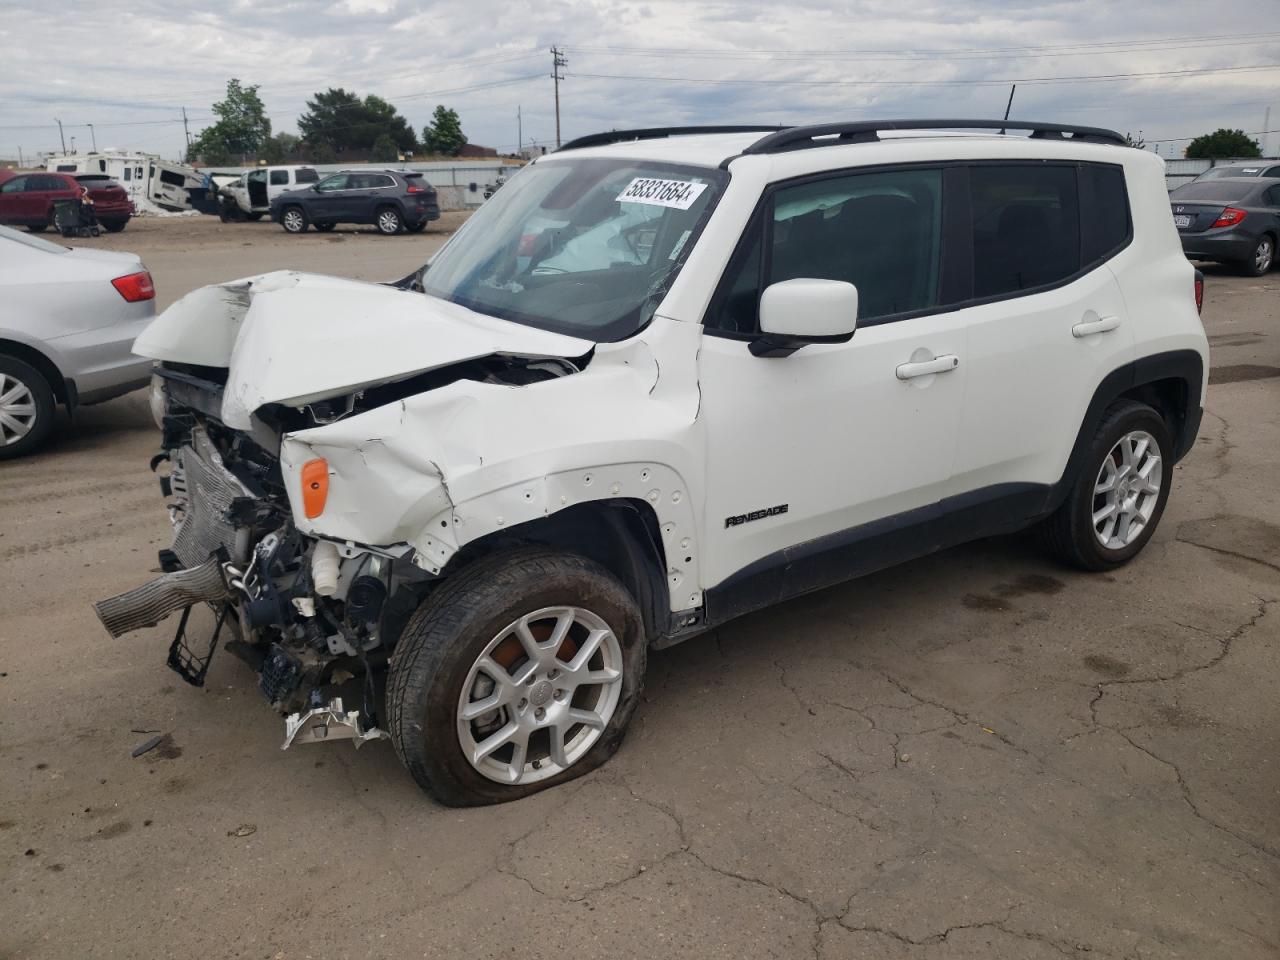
170;428;252;568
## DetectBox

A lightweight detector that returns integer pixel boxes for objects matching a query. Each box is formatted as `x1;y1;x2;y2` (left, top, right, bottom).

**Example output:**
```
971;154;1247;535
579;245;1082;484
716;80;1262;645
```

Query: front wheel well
0;339;68;405
441;499;671;642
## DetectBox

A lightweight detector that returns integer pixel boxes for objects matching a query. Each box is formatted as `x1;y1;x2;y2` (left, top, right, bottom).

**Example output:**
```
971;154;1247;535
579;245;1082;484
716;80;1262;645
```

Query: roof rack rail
742;119;1127;154
558;125;784;152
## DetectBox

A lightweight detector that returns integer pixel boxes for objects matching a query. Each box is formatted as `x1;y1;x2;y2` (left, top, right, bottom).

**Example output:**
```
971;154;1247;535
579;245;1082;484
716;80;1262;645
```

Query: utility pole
17;146;22;168
55;118;66;154
551;47;567;148
1264;106;1272;156
88;123;97;152
182;107;192;154
517;105;522;155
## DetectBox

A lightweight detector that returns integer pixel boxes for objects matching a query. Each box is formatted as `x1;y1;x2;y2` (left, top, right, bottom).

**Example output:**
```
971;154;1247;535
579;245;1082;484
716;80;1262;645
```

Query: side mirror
751;278;859;358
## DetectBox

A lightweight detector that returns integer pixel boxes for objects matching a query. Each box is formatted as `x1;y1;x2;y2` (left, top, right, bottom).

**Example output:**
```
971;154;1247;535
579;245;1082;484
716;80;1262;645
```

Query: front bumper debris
281;697;388;750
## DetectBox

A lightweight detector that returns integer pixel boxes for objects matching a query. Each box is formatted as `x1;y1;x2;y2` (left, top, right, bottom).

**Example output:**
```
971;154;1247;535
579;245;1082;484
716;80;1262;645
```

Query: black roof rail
742;119;1127;154
558;125;784;152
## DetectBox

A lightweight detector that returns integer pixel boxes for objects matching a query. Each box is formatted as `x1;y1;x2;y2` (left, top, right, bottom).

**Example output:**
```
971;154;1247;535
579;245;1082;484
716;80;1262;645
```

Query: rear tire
100;219;128;233
314;222;336;232
405;222;426;234
0;355;56;460
245;212;264;222
26;224;47;233
387;548;646;806
280;205;308;233
375;206;403;235
1039;400;1172;571
1240;234;1275;276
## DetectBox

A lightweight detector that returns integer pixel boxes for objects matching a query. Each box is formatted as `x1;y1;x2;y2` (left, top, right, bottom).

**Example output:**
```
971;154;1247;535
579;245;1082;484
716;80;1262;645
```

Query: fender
1040;348;1204;516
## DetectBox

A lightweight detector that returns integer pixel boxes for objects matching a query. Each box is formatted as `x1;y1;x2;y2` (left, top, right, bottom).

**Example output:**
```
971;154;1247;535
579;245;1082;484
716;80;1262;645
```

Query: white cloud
0;0;1276;160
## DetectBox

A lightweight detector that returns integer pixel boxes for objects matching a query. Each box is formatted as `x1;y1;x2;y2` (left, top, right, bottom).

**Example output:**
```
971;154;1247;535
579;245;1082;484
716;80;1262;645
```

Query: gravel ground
1;222;1277;959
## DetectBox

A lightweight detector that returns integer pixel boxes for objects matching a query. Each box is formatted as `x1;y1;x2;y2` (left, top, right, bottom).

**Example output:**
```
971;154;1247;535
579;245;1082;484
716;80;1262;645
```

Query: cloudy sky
1;0;1277;163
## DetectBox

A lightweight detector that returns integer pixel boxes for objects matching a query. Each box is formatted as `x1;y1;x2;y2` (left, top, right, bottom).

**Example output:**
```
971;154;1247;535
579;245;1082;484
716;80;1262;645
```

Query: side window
295;168;319;184
0;176;27;193
1079;164;1131;266
122;167;132;181
1265;185;1280;207
159;169;186;187
709;167;944;331
35;175;68;191
971;164;1079;298
269;169;289;186
316;174;349;192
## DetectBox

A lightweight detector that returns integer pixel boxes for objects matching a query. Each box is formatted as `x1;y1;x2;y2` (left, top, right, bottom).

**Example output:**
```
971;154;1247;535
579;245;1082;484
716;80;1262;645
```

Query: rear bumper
410;202;440;224
91;202;132;219
1179;230;1255;262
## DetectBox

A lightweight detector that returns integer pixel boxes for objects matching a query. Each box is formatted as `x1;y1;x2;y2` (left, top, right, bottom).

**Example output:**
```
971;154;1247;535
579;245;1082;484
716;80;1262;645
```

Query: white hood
133;271;592;429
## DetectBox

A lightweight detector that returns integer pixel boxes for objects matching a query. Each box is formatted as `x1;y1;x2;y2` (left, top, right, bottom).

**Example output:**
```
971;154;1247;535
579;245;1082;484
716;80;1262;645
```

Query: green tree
188;79;271;161
1123;131;1146;149
422;105;467;156
260;132;301;164
1185;128;1261;160
298;88;418;155
370;133;399;163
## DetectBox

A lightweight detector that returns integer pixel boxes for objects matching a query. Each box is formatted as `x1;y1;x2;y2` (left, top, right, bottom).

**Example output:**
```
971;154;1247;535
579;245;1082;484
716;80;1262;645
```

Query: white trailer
44;152;207;213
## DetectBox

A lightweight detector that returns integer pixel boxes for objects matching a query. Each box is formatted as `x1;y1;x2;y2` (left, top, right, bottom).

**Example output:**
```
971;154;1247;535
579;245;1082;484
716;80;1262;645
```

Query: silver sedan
0;225;155;458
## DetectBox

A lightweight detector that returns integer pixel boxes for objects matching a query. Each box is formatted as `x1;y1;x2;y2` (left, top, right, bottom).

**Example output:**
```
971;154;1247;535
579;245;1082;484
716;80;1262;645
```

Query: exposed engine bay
94;348;583;748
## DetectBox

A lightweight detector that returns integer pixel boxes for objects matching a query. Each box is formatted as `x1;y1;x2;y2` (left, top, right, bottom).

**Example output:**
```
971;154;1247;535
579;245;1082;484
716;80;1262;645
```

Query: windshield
423;156;728;341
1172;181;1259;203
1196;166;1260;181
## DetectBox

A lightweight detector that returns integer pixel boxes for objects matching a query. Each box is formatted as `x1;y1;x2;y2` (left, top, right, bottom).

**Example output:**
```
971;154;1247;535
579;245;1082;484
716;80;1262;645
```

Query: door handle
1072;315;1120;338
895;354;959;380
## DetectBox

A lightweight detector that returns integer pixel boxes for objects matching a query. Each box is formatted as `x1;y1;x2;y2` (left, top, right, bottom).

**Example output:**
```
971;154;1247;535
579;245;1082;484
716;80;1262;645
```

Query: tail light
1193;270;1204;315
1211;207;1246;228
300;458;330;519
111;270;155;302
406;183;432;194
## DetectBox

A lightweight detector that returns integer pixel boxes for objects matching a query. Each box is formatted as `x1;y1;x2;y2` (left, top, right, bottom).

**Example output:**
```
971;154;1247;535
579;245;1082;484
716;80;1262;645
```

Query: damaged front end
94;270;595;750
95;391;412;748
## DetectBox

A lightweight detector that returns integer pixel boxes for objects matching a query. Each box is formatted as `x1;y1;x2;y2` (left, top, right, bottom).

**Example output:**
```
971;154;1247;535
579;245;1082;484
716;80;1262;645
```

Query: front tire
1039;400;1172;571
375;206;403;235
387;548;646;806
1241;234;1275;276
26;224;47;233
405;222;426;234
100;219;128;233
280;205;308;233
0;356;56;460
314;221;335;232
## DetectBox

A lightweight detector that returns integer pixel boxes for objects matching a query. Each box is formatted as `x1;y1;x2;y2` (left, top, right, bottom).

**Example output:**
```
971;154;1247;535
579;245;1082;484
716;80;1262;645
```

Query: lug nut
548;668;560;680
517;698;527;710
553;689;565;701
535;707;545;720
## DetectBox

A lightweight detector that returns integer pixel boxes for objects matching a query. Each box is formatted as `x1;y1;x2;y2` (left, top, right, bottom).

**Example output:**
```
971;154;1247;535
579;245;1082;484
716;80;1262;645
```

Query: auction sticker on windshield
616;177;708;210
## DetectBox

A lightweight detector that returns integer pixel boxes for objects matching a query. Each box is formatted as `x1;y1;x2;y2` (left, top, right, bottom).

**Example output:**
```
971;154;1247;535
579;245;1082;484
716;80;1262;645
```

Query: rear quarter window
294;168;319;184
1079;164;1131;266
971;164;1080;298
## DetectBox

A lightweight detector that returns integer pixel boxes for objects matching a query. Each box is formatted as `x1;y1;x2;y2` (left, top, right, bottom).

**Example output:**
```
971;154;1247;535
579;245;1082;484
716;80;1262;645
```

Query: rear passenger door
951;162;1135;498
0;175;30;223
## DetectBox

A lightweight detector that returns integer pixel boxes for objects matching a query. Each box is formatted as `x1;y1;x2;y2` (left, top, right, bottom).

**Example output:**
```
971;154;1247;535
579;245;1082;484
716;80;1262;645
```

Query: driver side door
697;165;969;606
309;174;350;219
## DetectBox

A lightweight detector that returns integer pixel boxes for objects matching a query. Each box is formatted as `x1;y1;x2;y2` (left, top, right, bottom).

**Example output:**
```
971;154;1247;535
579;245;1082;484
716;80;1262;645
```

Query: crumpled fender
279;315;706;611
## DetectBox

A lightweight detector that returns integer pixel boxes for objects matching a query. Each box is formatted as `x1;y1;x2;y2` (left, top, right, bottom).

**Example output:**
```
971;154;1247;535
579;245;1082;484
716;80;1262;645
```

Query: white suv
98;120;1209;805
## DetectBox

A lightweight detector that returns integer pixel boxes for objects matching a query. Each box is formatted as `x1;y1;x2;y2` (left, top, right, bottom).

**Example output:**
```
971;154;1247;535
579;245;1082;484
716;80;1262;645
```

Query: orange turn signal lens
300;458;329;519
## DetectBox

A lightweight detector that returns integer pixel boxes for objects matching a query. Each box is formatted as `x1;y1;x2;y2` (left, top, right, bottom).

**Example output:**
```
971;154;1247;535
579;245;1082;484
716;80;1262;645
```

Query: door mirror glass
753;278;858;357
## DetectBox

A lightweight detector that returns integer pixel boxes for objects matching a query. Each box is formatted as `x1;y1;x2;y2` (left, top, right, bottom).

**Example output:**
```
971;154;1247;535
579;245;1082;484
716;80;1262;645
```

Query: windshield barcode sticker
616;177;708;210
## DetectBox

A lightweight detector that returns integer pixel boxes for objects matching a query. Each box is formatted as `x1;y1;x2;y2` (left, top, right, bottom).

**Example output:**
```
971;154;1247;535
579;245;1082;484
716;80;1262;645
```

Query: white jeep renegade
98;120;1209;805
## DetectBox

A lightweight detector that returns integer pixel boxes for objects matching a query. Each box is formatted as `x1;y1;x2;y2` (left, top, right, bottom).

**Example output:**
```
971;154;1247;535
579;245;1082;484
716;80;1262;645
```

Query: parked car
0;170;133;233
1170;177;1280;275
1191;160;1280;182
218;165;319;221
0;225;154;458
99;120;1207;805
269;169;440;235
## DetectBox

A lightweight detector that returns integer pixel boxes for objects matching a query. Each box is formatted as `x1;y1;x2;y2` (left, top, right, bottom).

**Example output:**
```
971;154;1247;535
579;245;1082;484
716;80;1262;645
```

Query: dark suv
270;169;440;235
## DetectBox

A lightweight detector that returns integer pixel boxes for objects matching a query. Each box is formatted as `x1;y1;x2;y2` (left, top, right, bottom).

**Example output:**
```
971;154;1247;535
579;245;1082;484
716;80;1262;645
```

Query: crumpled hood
133;271;592;429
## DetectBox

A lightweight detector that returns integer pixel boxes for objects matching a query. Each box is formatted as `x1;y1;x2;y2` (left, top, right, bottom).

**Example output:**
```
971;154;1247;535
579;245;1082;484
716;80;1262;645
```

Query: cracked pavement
1;224;1278;959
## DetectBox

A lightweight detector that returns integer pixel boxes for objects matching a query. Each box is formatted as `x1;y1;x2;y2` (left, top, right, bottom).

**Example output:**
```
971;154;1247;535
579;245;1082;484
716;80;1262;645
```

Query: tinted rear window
1080;165;1130;266
971;164;1079;298
295;168;319;183
1172;181;1257;202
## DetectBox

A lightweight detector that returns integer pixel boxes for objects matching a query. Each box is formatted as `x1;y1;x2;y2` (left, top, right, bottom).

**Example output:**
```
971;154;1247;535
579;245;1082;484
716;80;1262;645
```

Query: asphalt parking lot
2;219;1277;959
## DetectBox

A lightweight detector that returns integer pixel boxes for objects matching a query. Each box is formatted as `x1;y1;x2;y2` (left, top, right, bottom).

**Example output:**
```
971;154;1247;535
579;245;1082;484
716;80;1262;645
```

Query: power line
568;62;1280;88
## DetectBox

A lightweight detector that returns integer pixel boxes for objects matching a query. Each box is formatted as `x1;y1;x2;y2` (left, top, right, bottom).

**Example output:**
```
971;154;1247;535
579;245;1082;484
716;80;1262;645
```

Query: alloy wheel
0;373;37;446
456;606;624;785
283;209;304;232
1256;237;1274;273
377;210;400;234
1092;429;1162;549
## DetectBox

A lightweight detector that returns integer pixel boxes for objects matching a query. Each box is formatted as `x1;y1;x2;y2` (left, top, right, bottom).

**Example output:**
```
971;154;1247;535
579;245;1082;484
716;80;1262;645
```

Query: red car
0;170;132;233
